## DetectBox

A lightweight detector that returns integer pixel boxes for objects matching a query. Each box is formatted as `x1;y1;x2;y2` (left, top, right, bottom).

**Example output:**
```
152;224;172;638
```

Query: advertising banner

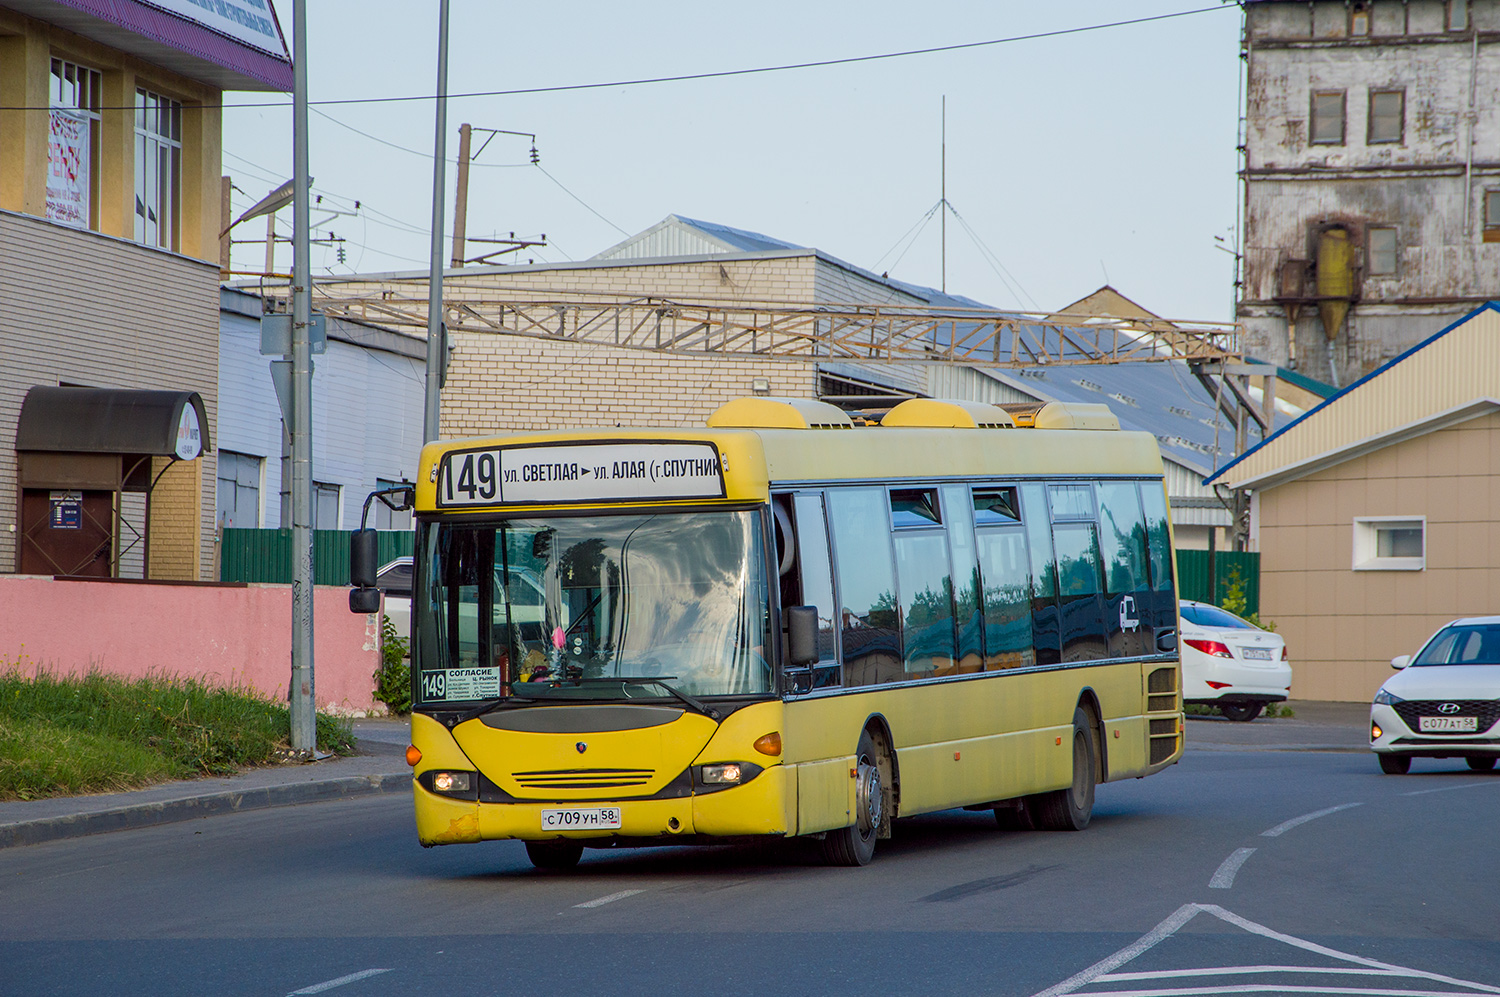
46;110;89;230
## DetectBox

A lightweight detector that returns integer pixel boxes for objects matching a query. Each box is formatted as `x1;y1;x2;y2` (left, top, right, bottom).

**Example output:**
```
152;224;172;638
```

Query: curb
0;772;412;850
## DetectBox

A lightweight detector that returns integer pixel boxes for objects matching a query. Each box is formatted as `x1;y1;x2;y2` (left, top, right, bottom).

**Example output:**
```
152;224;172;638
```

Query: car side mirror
350;528;378;588
785;606;819;667
1391;654;1410;670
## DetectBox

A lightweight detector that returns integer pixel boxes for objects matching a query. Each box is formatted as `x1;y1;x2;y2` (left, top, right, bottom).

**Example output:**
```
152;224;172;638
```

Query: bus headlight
700;763;743;785
420;770;476;798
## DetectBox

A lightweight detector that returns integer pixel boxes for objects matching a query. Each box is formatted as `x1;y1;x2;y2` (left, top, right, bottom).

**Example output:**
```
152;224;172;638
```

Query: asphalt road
3;728;1498;997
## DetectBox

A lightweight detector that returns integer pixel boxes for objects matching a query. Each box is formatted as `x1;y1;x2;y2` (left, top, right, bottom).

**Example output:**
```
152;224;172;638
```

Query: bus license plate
541;807;621;831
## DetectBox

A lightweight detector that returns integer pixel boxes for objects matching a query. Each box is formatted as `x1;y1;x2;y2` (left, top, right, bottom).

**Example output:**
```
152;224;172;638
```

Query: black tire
1466;756;1497;772
1377;753;1411;775
1031;707;1097;832
821;730;882;866
1219;702;1263;723
525;839;584;870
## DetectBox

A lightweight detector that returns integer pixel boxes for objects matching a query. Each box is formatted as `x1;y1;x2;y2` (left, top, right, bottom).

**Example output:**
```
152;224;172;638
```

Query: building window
1350;3;1370;35
1311;91;1346;145
1353;517;1425;571
375;478;413;530
1368;226;1398;275
47;59;101;230
1368;89;1405;144
1484;190;1500;242
1449;0;1468;30
216;451;262;529
313;481;341;531
134;88;181;251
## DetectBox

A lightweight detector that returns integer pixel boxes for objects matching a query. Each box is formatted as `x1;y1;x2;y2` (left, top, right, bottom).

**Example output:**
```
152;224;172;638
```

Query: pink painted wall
0;576;383;715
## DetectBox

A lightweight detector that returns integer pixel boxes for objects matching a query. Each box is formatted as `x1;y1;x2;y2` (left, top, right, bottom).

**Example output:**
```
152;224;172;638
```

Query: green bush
372;615;411;715
1219;564;1275;632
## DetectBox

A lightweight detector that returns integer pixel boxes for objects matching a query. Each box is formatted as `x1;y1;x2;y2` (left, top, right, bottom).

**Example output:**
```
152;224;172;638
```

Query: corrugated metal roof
1209;303;1500;488
592;214;804;261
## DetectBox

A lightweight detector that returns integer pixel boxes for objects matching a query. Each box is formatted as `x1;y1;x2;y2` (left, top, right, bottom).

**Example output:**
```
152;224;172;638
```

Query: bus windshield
416;510;772;705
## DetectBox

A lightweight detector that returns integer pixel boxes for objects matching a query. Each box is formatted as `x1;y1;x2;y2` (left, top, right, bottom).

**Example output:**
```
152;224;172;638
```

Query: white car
1179;599;1292;722
1370;616;1500;774
375;557;414;643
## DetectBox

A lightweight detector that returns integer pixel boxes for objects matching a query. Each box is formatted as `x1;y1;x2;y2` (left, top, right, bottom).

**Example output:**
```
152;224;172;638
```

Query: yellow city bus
351;397;1183;869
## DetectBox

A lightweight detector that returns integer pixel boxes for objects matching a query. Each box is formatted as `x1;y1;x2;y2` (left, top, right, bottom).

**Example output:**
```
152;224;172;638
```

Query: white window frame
1311;90;1347;146
1353;516;1426;571
134;87;182;251
48;58;101;230
1368;226;1398;275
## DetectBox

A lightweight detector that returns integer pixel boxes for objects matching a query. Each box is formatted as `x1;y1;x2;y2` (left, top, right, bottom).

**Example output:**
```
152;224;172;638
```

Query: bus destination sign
438;442;725;507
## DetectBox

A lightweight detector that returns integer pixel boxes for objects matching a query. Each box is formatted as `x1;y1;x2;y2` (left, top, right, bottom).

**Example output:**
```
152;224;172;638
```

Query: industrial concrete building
1238;0;1500;388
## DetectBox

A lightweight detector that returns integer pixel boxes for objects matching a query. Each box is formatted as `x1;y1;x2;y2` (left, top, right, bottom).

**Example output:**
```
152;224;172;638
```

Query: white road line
286;968;393;996
1028;903;1202;997
1401;782;1497;797
573;888;645;909
1260;802;1364;838
1101;966;1411;981
1077;986;1500;995
1209;848;1256;889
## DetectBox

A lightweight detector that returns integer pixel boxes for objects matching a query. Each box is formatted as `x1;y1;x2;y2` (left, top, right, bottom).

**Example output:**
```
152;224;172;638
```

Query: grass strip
0;670;355;801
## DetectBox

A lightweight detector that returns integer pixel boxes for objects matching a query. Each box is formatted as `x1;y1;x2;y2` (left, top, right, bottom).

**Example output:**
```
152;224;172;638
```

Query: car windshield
415;510;772;706
1181;603;1257;630
1412;624;1500;666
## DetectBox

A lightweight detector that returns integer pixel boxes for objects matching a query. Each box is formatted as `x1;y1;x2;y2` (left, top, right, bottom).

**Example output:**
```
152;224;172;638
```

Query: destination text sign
438;442;725;507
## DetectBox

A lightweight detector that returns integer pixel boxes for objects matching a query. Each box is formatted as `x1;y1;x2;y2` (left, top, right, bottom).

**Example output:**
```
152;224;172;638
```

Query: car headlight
1373;689;1404;706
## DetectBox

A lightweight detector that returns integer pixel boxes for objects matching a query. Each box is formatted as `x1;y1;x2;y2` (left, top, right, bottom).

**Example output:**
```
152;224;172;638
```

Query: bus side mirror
786;606;819;667
350;528;378;588
350;586;381;614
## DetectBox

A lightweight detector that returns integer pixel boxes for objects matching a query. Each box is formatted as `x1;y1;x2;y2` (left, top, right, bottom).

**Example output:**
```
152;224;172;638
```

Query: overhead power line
0;7;1229;112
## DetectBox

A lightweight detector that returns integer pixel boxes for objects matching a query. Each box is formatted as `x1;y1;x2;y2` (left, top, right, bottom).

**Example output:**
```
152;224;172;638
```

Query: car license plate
1241;647;1273;660
1419;716;1477;732
540;807;621;831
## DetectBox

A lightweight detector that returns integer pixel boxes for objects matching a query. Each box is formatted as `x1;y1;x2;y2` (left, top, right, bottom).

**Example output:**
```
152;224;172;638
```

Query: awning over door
16;387;210;458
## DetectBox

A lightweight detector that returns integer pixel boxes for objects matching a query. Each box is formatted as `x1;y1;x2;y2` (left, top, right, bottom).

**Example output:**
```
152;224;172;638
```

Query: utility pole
423;0;451;443
941;95;947;294
451;122;471;268
288;0;316;753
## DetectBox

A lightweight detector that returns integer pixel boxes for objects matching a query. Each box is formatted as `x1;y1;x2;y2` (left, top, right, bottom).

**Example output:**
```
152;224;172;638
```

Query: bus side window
891;488;956;678
1018;483;1061;666
1096;481;1153;658
790;492;841;690
1138;482;1177;640
827;487;902;689
1049;484;1108;663
975;523;1033;671
941;484;984;673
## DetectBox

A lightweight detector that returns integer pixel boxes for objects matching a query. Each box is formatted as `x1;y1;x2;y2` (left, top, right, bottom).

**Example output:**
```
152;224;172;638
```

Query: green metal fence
220;529;416;586
1174;549;1260;617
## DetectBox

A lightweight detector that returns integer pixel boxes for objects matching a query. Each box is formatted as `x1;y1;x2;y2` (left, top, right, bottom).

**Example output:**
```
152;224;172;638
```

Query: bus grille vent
513;768;655;791
1147;667;1176;694
1148;694;1177;712
1149;736;1178;765
1149;718;1177;737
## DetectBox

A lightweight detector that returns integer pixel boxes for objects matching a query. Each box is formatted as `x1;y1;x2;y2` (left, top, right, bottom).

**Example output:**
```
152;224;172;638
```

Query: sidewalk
0;704;1374;850
0;717;412;850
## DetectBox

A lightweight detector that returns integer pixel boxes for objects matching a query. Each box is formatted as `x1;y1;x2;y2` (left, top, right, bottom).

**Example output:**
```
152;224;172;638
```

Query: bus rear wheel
1030;708;1096;832
525;839;584;870
821;730;882;866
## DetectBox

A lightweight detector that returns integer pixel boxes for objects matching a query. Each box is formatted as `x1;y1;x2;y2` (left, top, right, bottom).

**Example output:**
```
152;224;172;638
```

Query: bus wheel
525;839;584;870
1031;708;1096;832
822;730;882;866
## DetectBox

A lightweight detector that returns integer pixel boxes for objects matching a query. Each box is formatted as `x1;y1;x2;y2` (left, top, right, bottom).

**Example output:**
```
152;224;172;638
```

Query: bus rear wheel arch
821;729;885;866
1029;706;1097;831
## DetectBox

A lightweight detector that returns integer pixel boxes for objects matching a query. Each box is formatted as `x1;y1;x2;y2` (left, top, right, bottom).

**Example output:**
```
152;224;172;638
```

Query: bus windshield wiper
581;676;720;720
453;693;536;724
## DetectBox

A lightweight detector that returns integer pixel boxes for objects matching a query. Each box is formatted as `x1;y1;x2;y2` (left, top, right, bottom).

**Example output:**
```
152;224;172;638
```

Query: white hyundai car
1179;600;1292;722
1370;617;1500;774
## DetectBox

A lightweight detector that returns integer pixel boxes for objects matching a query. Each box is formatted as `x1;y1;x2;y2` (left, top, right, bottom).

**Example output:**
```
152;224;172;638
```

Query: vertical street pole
941;95;946;295
289;0;316;753
423;0;451;443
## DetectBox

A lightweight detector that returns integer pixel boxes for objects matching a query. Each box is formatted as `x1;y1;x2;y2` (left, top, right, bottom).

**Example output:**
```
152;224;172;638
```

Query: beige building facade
1212;304;1500;701
0;2;290;579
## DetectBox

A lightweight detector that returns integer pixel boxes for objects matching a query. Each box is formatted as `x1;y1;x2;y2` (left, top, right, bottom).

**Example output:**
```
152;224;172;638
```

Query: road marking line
1209;848;1256;889
1260;802;1363;838
1401;782;1497;797
1029;904;1500;997
573;888;644;909
1027;903;1201;997
286;968;393;995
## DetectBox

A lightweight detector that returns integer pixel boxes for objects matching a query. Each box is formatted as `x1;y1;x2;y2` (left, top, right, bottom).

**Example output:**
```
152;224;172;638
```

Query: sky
223;2;1245;322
